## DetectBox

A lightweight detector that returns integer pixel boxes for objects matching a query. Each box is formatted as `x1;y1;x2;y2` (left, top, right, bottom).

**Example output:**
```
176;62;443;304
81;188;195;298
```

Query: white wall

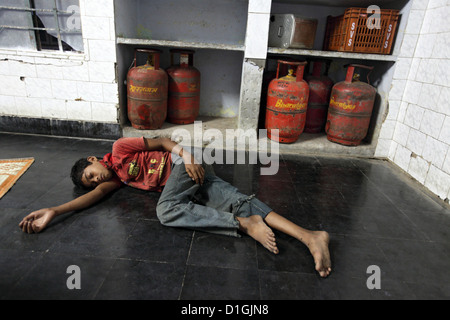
114;0;248;119
376;0;450;202
0;0;119;124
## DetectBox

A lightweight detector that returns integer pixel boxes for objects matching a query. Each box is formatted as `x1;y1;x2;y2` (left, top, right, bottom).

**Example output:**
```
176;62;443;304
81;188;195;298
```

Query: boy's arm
143;137;181;155
144;137;205;185
19;180;120;234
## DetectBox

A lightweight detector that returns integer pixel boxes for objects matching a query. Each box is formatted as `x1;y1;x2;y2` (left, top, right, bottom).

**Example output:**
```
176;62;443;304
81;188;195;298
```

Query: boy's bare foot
237;215;279;254
305;231;331;278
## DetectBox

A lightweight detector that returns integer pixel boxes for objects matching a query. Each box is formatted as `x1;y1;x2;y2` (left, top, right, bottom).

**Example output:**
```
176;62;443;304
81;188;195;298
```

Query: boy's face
81;156;114;188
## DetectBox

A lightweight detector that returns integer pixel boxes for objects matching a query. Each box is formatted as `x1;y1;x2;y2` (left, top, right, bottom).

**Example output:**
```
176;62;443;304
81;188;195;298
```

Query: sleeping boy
19;136;331;278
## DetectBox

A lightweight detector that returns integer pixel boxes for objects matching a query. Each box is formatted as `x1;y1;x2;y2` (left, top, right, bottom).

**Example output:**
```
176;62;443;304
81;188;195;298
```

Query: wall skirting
0;116;121;140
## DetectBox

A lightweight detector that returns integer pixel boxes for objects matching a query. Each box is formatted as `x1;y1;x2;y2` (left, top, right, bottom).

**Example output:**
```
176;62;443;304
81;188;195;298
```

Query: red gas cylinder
304;61;334;133
127;49;168;130
326;64;376;146
265;60;309;143
166;49;201;124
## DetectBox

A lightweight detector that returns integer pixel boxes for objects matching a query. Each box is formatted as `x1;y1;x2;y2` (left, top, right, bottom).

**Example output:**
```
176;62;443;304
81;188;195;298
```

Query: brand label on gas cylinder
129;85;158;94
330;97;356;110
275;99;307;110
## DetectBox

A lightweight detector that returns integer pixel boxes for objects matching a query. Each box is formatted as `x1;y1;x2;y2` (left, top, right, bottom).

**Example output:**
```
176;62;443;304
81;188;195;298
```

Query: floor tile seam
44;248;122;261
291;182;346;201
257;268;317;278
393;207;434;242
403;279;450;295
0;249;58;299
354;171;404;209
374;235;447;246
118;258;182;265
178;231;196;300
373;237;447;279
21;181;74;213
355;173;447;240
402;277;450;290
47;218;141;260
321;232;440;250
291;181;317;207
338;205;442;241
0;247;48;255
183;253;262;288
0;249;47;287
258;263;442;287
90;255;119;300
279;155;299;187
32;223;86;253
328;230;435;242
360;161;449;210
123;217;146;242
290;180;341;189
330;204;432;241
29;253;172;299
255;240;263;300
373;245;450;291
287;167;351;202
137;217;163;222
316;157;360;169
184;261;259;272
112;256;178;265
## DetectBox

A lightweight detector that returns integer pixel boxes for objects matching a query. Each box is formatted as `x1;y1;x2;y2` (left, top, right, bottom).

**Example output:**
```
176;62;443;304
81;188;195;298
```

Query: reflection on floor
0;132;449;300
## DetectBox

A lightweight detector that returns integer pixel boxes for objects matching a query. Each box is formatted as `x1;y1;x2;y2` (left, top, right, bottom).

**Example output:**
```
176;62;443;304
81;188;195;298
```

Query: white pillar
238;0;272;131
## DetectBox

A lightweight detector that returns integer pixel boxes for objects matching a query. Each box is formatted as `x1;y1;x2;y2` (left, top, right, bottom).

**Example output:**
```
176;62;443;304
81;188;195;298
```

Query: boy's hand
19;208;56;234
185;163;205;185
180;148;205;185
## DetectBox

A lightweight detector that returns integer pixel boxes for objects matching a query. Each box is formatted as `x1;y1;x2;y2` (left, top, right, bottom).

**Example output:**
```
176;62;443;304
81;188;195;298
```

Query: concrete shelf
117;37;245;52
123;116;238;140
267;47;397;62
122;115;376;158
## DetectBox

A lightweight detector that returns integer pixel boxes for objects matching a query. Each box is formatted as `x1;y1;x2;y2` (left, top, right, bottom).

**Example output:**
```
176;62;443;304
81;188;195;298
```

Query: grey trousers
156;163;273;237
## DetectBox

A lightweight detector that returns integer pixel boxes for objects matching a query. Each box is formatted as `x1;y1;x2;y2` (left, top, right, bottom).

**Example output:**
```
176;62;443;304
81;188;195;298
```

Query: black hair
70;158;92;189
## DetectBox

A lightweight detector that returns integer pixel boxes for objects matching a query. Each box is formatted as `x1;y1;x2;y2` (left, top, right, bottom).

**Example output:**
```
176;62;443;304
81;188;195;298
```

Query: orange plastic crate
323;8;400;54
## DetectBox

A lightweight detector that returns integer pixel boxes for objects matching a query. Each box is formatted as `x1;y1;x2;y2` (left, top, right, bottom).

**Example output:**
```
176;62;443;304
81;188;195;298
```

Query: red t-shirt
101;137;173;192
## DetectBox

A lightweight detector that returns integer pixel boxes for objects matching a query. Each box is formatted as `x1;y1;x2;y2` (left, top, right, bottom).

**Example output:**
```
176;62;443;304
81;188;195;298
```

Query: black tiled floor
1;132;450;300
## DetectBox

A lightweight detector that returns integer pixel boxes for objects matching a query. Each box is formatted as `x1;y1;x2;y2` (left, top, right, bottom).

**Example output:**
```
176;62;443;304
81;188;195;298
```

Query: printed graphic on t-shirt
147;157;166;180
127;160;139;177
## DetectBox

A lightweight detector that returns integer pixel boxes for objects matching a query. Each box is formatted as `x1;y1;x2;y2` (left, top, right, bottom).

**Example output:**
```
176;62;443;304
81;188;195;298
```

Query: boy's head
71;156;113;189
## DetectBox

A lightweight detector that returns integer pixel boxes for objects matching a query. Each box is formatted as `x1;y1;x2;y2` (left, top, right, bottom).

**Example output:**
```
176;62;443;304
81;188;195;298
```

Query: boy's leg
196;174;271;219
196;174;278;253
200;174;332;277
264;211;331;278
158;164;331;277
157;164;240;237
157;164;278;251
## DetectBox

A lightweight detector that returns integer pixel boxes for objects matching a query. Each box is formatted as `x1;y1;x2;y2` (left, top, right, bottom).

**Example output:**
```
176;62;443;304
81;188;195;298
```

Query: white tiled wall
0;0;119;123
245;0;271;60
376;0;450;202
